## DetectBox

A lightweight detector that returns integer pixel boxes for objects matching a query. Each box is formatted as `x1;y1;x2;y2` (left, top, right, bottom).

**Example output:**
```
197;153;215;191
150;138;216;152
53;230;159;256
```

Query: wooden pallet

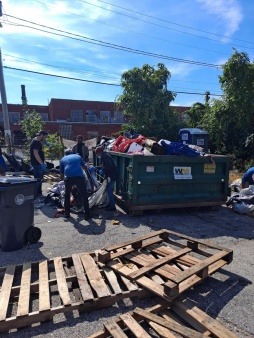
87;298;237;338
98;229;233;301
0;252;149;333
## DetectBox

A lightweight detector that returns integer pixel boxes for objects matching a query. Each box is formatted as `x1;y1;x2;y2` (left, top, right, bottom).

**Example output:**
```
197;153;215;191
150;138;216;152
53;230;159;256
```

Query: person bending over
242;166;254;188
95;146;119;211
60;149;91;221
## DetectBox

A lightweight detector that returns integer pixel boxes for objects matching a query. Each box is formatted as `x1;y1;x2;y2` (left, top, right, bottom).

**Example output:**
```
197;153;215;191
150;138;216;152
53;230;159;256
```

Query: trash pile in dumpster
99;132;206;157
0;229;237;337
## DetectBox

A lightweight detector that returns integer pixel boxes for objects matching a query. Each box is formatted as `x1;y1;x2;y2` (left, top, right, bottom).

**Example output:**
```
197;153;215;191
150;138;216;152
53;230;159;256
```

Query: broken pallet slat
104;321;128;338
171;300;238;338
149;321;177;338
80;253;111;298
128;248;192;279
119;313;152;338
88;298;237;338
170;251;230;284
134;307;204;338
54;257;72;306
102;266;122;295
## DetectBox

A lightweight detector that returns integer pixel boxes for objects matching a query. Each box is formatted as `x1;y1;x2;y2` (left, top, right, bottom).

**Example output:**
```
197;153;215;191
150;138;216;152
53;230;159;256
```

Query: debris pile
99;133;206;157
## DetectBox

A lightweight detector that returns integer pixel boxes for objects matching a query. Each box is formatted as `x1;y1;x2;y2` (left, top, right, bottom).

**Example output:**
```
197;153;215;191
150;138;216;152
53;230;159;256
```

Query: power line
77;0;254;50
4;65;223;96
95;0;254;46
3;66;120;86
3;53;221;87
3;54;120;81
4;14;222;69
30;0;229;56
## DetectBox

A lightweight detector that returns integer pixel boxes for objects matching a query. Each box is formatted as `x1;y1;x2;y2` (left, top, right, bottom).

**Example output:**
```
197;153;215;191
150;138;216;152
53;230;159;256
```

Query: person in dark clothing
72;135;89;162
60;149;91;221
95;146;119;211
0;145;8;176
30;130;48;197
0;131;7;176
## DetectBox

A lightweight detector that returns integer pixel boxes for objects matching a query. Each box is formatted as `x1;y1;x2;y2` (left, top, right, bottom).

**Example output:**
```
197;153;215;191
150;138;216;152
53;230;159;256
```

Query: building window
59;124;72;140
114;111;124;123
86;110;97;123
71;110;83;122
9;112;20;124
40;113;49;121
100;111;110;123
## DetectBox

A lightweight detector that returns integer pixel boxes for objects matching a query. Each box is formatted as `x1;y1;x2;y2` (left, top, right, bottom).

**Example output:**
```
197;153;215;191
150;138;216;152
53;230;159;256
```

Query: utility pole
0;48;12;151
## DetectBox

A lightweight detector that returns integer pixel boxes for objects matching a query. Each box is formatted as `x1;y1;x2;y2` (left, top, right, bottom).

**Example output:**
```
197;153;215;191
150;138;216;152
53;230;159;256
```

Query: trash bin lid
179;128;208;135
0;176;37;186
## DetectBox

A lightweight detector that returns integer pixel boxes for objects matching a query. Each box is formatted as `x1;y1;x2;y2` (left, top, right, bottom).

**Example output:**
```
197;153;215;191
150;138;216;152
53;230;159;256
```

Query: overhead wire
77;0;254;50
3;66;223;96
4;15;222;69
95;0;254;46
3;54;120;81
30;0;230;56
4;53;220;87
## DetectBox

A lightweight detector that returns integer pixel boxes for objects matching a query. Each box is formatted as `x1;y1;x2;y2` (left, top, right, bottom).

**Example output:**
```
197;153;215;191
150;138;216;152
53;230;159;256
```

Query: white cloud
196;0;243;38
166;62;198;79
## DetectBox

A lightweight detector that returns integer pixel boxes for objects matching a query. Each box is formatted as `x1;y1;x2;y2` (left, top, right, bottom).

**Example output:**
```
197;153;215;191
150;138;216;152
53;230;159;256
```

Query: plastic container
179;128;209;152
109;152;230;215
0;176;41;251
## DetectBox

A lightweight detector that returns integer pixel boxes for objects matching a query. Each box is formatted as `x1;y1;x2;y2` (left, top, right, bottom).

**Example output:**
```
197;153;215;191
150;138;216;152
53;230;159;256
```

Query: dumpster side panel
110;153;230;211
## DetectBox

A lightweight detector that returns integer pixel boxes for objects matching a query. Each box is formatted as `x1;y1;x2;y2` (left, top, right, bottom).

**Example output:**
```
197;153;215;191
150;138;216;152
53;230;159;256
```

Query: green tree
117;63;181;140
185;102;206;128
20;110;64;161
203;50;254;161
44;133;65;161
21;109;45;140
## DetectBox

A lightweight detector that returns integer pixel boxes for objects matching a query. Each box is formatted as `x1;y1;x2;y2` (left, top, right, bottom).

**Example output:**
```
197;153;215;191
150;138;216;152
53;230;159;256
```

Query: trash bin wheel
25;227;42;244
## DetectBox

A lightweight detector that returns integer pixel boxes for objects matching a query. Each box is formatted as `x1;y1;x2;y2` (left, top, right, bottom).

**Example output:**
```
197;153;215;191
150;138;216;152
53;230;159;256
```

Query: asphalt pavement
0;183;253;337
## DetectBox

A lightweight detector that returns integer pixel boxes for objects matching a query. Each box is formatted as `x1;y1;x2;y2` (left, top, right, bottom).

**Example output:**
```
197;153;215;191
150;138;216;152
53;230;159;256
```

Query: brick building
0;98;189;144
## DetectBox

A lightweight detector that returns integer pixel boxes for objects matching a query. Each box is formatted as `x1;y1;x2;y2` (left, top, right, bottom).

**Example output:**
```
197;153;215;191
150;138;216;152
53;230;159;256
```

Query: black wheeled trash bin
0;176;41;252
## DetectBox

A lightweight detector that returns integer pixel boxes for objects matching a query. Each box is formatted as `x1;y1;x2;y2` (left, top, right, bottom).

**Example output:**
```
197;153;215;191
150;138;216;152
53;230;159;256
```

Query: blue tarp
159;140;201;157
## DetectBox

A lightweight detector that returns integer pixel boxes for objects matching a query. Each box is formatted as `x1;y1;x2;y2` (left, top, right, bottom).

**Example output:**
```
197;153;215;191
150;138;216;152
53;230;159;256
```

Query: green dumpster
109;152;230;215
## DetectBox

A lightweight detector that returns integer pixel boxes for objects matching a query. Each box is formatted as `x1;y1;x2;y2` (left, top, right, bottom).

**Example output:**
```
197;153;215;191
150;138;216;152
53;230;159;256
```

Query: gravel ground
0;182;253;337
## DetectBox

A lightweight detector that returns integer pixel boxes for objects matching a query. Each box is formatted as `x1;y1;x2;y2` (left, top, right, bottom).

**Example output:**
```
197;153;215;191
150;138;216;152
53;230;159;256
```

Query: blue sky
0;0;253;107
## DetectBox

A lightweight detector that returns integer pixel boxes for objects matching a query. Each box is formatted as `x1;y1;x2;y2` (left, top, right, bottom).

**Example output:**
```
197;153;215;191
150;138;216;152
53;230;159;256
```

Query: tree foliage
21;109;45;140
20;110;64;161
185;102;206;128
186;50;254;164
44;133;65;161
117;63;182;140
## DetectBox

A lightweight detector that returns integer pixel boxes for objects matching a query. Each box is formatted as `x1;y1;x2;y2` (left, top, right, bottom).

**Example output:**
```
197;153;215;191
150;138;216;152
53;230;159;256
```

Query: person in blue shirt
60;149;90;221
95;146;119;211
242;166;254;188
